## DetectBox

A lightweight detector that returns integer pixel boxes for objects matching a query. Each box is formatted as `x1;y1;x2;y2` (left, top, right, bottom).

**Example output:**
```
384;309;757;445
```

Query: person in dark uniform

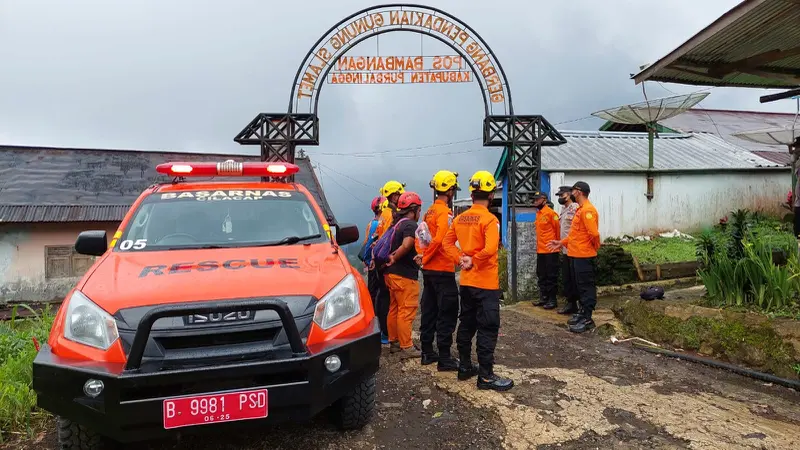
547;181;600;333
555;186;580;315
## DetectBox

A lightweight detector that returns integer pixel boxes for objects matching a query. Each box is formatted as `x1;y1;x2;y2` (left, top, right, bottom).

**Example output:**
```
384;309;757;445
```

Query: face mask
557;197;567;205
570;194;577;202
535;202;545;209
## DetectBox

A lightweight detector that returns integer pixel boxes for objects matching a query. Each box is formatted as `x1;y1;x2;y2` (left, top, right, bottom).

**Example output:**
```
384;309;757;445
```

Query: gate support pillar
485;115;566;303
234;113;320;181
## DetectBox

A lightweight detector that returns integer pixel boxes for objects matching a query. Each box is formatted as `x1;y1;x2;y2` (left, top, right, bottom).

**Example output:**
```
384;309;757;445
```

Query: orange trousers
384;273;419;349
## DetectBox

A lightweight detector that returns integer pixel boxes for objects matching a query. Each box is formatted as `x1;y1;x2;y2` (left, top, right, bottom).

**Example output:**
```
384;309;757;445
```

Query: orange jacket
442;204;500;290
419;199;456;273
563;200;601;258
375;204;395;238
536;205;560;254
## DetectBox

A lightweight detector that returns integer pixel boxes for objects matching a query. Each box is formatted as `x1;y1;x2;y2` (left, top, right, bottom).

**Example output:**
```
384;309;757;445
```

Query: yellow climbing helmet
468;171;497;193
380;180;406;197
429;170;459;192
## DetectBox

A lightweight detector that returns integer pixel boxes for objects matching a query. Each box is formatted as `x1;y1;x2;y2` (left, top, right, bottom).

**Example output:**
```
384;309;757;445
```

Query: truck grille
114;296;316;367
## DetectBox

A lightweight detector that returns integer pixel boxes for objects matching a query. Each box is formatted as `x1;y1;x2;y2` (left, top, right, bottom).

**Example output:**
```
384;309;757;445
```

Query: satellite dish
731;126;799;148
590;92;710;200
591;92;710;125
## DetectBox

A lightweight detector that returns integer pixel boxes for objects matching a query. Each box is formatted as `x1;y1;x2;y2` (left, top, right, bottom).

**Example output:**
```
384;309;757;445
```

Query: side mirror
335;223;360;246
75;230;108;256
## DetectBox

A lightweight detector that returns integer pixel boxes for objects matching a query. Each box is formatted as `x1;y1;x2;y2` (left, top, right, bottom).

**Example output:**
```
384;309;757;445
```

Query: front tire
57;416;107;449
331;374;376;430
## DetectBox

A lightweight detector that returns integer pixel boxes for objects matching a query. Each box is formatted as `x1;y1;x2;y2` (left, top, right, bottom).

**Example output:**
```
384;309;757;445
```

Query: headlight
64;290;119;350
313;274;361;330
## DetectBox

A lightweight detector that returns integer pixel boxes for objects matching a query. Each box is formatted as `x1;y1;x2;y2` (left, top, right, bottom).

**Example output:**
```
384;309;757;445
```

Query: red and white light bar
155;160;300;177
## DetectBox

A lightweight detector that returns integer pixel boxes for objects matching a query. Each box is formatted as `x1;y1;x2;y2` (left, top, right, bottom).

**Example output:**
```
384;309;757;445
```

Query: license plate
163;389;268;429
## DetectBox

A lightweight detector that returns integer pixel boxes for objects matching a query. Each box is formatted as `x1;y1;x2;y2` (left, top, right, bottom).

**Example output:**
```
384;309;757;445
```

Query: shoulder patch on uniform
586;212;593;220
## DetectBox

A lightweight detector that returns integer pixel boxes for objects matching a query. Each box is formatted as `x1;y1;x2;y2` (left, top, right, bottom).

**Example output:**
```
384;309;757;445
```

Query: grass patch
0;305;54;441
621;238;697;264
613;300;799;379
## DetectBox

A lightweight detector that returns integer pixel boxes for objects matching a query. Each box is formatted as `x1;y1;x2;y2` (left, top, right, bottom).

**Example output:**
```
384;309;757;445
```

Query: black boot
421;350;439;365
457;361;479;381
532;298;547;307
542;298;558;310
558;302;578;315
477;373;514;391
569;316;596;333
437;355;460;372
567;311;584;325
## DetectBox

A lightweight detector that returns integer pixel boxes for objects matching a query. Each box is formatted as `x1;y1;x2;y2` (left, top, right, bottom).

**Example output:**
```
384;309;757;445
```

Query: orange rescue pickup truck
32;160;380;449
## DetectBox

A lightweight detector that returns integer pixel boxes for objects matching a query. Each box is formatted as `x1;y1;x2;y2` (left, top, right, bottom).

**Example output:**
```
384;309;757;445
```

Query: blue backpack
371;218;409;268
358;219;380;265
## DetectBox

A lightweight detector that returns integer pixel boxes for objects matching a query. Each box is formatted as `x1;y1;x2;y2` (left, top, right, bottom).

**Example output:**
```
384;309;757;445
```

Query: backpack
371;218;409;268
358;219;380;264
640;286;665;301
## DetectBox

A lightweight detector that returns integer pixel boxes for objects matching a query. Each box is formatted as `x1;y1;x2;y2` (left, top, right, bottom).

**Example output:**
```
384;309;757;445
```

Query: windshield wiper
155;235;324;250
254;234;324;247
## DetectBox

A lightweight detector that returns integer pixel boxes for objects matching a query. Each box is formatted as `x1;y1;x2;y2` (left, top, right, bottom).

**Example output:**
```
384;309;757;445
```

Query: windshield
115;189;327;252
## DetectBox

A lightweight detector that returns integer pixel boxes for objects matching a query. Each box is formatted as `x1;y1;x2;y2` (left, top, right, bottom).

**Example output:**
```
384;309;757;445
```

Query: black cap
532;191;547;200
572;181;591;194
556;185;572;195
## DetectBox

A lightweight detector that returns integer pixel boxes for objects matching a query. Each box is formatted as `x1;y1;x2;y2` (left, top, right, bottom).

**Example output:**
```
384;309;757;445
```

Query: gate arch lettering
232;3;568;304
287;4;514;117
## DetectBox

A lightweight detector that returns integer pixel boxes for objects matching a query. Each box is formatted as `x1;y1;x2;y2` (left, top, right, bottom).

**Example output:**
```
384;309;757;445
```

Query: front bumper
33;300;380;443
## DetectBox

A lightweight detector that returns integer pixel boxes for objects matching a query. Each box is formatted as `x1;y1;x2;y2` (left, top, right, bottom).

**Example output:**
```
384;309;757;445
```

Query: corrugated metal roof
633;0;800;88
602;109;798;150
750;150;792;166
542;131;786;171
0;145;335;223
658;109;800;152
0;205;130;223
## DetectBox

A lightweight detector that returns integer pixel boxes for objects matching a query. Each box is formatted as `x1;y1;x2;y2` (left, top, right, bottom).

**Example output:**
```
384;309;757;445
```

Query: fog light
83;379;104;398
324;355;342;373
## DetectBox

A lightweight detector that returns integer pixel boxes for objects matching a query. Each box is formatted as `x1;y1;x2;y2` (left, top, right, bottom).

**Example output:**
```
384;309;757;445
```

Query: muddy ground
7;307;800;450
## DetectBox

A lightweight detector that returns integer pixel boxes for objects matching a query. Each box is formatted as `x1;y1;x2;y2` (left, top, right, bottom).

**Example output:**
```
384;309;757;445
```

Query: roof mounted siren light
155;160;300;179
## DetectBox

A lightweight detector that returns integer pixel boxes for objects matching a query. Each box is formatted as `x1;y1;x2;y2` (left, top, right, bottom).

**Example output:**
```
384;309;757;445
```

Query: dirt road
12;308;800;449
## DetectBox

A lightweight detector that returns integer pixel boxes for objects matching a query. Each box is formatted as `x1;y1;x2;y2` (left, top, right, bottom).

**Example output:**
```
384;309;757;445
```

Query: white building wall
548;171;791;238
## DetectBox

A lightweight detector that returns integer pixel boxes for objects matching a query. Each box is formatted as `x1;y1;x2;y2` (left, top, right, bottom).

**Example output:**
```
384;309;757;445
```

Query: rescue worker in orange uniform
372;181;405;345
375;180;405;238
417;170;460;371
531;192;561;310
443;171;514;391
385;191;423;359
547;181;600;333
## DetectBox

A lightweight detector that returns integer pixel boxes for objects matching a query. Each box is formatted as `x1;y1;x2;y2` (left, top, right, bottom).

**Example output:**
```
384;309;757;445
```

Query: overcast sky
1;0;797;226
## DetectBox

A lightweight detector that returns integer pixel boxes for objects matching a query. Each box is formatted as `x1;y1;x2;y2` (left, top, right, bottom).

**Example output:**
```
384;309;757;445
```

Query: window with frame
44;245;95;279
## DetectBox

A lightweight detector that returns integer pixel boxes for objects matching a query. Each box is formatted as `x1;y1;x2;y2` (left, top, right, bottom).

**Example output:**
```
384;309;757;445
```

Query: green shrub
0;305;54;439
697;209;800;313
698;232;800;312
596;245;638;286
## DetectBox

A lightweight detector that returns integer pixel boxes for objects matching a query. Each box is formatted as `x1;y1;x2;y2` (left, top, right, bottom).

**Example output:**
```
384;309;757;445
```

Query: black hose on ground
631;342;800;391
